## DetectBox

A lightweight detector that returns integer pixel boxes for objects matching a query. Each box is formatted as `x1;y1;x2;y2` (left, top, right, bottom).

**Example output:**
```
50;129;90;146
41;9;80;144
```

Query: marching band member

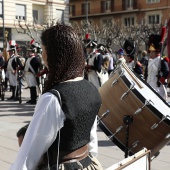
5;42;24;101
24;45;41;104
145;34;169;100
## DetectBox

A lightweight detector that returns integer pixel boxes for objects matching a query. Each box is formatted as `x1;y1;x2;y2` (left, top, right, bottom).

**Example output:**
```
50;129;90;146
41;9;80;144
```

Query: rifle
17;70;25;104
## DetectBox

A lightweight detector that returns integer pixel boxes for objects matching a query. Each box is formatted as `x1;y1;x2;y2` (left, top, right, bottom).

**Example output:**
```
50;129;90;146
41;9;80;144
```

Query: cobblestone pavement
0;88;170;170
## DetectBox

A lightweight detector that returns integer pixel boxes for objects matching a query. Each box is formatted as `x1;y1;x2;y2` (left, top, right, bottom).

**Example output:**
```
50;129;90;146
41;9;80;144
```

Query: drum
98;62;170;157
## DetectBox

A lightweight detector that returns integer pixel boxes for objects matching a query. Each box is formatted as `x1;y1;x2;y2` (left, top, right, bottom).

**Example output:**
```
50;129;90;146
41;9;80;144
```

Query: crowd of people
0;40;45;104
0;22;169;170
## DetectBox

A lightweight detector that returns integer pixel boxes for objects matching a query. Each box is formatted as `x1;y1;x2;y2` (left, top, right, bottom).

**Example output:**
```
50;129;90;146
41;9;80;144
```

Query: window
16;4;26;20
124;17;134;26
56;9;64;22
147;0;160;3
69;5;75;16
33;10;38;22
126;0;133;9
82;2;90;15
148;15;160;24
101;1;111;13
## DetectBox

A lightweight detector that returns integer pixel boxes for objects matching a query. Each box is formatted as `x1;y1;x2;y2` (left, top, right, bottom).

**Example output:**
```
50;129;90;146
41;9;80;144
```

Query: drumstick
122;62;143;89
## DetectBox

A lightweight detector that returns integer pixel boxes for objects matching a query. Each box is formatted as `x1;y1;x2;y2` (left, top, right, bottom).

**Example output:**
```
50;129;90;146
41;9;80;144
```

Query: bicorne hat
83;33;97;49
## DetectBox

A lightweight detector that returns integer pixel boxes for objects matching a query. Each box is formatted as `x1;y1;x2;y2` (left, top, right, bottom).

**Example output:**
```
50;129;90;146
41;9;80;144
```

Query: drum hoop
117;68;170;125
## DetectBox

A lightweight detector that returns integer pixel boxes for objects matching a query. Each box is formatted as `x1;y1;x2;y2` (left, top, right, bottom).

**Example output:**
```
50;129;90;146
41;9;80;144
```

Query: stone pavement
0;88;170;170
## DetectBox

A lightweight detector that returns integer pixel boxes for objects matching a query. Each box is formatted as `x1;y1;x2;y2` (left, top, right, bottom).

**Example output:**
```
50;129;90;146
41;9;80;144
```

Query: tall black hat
123;39;136;56
148;34;162;52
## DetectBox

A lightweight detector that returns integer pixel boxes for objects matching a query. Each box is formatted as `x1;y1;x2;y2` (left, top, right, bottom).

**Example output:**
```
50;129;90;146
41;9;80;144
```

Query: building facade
0;0;69;53
69;0;170;28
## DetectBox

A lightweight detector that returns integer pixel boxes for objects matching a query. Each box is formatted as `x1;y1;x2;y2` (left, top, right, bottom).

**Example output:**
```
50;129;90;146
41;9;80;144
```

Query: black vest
49;79;101;152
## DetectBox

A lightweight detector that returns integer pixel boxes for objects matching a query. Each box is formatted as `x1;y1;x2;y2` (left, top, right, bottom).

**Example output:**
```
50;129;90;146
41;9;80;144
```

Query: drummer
144;34;169;100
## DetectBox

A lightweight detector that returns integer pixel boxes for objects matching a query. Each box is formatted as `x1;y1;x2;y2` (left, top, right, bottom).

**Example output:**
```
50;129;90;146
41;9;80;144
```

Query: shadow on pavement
98;140;116;147
0;112;34;117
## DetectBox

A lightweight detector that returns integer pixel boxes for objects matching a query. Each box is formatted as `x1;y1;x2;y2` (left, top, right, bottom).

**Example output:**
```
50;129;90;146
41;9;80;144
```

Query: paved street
0;87;170;170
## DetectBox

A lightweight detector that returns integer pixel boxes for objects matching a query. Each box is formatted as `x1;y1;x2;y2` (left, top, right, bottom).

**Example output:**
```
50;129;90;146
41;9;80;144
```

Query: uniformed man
84;38;103;89
5;42;24;101
24;45;41;104
124;39;143;76
144;34;169;100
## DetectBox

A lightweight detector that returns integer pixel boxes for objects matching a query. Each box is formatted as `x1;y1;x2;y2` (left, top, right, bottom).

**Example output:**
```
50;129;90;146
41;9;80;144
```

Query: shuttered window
82;3;90;15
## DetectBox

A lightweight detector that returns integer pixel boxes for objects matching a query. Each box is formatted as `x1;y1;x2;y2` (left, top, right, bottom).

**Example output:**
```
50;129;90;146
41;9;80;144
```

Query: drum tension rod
151;151;160;161
165;133;170;139
128;140;139;153
108;126;123;140
111;70;125;87
134;100;152;115
97;110;110;125
151;115;170;130
120;81;135;100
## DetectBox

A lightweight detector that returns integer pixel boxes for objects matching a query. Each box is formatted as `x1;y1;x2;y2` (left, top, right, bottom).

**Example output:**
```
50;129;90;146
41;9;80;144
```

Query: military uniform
145;34;169;100
5;45;24;100
85;40;103;89
24;46;41;104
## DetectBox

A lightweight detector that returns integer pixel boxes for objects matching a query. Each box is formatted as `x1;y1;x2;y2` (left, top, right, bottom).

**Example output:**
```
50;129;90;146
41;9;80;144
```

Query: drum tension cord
123;115;133;158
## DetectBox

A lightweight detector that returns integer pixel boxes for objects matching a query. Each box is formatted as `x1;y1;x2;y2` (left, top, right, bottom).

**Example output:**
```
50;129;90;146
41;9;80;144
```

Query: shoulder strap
48;89;62;106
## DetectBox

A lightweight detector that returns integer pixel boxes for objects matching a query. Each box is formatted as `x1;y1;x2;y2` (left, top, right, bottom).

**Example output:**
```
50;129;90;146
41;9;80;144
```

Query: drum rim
118;68;170;125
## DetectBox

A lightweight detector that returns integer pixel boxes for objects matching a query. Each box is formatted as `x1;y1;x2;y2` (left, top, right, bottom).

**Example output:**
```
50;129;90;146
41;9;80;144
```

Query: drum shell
98;65;170;157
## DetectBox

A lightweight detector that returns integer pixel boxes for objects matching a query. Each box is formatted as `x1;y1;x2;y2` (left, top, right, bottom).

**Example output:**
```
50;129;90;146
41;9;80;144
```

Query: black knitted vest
49;79;101;152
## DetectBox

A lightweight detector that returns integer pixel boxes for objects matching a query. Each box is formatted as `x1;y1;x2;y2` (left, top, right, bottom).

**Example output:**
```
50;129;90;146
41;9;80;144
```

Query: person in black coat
24;46;41;104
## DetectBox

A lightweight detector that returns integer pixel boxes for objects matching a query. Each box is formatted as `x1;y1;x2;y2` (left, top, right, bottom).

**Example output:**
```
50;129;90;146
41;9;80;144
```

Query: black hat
123;39;136;56
8;45;16;51
148;34;161;52
27;46;36;53
28;39;42;53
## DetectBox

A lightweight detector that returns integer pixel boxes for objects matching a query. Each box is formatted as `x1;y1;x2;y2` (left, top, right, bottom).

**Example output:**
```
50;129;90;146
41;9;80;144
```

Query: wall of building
0;0;69;49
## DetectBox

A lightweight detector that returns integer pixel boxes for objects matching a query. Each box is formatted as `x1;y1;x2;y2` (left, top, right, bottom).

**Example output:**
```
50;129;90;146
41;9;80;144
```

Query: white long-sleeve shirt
10;88;98;170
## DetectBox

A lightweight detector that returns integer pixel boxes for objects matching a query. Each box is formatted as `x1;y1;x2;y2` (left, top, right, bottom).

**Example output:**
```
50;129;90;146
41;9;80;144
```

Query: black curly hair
41;23;85;93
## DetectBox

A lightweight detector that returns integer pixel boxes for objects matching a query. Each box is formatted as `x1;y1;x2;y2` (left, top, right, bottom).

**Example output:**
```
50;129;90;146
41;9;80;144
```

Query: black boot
30;86;37;104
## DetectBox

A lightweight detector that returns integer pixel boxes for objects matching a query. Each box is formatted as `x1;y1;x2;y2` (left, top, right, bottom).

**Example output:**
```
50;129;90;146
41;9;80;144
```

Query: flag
167;19;170;78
